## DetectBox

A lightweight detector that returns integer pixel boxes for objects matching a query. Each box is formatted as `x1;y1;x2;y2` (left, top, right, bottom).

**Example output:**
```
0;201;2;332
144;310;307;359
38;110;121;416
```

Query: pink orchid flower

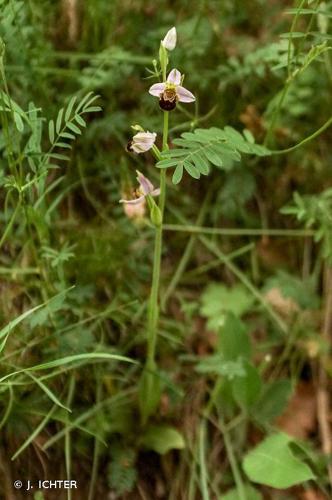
149;68;195;111
119;171;160;205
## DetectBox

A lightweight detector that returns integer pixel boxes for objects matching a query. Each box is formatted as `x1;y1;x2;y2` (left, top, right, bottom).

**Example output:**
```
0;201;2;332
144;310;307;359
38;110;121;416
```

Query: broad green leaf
220;484;262;500
253;379;292;423
218;314;251;361
200;283;254;331
232;361;262;408
142;425;185;454
263;271;319;309
243;433;315;488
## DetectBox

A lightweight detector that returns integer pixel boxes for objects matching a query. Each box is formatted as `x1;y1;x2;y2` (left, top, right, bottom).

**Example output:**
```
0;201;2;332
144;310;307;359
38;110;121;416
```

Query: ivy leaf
243;433;315;488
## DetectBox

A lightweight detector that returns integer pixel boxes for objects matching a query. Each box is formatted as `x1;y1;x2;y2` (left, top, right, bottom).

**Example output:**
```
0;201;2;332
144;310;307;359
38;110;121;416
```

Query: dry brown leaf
277;382;316;439
239;104;265;139
265;287;300;318
300;489;328;500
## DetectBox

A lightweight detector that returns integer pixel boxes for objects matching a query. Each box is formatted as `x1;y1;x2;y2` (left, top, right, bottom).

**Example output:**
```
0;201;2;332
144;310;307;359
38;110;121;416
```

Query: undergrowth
0;1;332;499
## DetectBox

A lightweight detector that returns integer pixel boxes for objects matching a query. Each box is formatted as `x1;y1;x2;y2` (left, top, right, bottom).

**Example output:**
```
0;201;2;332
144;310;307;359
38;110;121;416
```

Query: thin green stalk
146;111;169;366
0;196;22;251
204;380;247;500
199;421;210;500
0;384;13;431
219;416;247;500
162;192;211;310
271;113;332;155
201;235;287;333
287;0;307;78
264;0;307;146
163;224;313;237
88;372;102;500
168;207;287;332
65;375;75;500
11;405;57;461
184;244;254;280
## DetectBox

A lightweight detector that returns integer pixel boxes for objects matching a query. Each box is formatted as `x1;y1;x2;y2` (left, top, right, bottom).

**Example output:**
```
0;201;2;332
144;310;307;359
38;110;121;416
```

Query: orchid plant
123;27;271;424
122;27;197;423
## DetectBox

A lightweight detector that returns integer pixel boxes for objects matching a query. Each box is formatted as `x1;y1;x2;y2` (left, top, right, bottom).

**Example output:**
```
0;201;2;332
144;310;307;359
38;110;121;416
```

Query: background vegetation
0;0;332;498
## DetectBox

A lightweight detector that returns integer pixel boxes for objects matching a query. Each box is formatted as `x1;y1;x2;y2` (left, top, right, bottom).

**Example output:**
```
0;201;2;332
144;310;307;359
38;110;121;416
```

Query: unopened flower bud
161;27;177;51
150;200;162;227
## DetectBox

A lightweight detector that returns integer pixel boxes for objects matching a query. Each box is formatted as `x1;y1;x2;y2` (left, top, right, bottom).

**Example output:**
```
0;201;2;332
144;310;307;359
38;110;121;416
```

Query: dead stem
62;0;79;44
317;265;332;488
0;448;15;500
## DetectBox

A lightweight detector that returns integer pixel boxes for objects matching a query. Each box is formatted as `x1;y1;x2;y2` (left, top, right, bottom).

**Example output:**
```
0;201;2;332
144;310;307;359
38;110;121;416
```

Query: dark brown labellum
159;97;177;111
159;88;177;111
126;140;134;152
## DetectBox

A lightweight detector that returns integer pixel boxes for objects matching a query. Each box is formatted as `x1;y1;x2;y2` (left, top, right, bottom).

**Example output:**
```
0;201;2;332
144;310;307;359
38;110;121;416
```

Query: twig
317;265;332;489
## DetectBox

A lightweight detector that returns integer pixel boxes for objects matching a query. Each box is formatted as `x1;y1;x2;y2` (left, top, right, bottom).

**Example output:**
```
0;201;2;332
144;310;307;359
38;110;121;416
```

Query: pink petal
119;195;145;205
176;85;195;103
167;68;181;86
149;83;166;97
151;188;161;197
136;171;154;195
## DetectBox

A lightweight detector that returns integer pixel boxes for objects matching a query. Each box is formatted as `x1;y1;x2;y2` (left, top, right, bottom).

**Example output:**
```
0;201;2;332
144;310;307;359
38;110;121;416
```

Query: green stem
264;0;310;146
198;421;210;500
146;111;169;366
162;192;211;310
271;114;332;155
163;224;313;237
0;195;22;251
219;415;247;500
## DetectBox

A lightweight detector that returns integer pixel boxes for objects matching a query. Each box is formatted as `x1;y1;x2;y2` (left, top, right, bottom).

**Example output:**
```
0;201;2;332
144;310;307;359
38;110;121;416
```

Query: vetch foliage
156;126;270;184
